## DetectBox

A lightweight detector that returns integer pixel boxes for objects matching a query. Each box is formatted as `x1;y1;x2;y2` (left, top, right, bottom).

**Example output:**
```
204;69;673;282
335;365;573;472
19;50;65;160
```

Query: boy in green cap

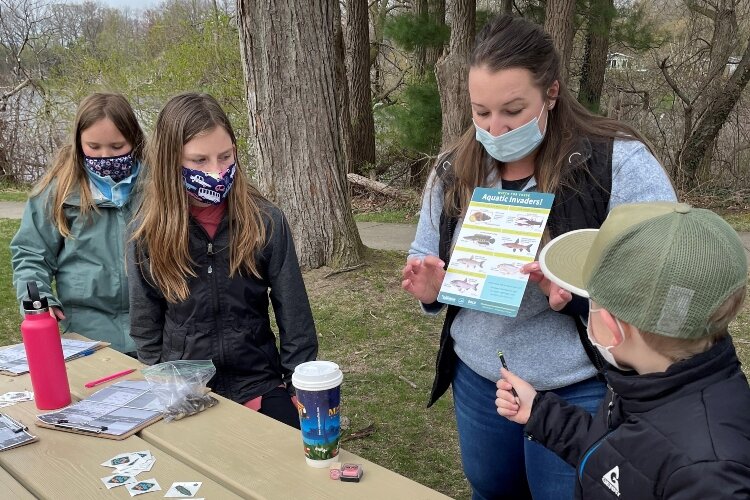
496;201;750;499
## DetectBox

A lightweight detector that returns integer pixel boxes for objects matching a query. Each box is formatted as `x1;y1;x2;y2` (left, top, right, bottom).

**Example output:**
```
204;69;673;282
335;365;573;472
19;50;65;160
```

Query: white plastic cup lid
292;361;343;391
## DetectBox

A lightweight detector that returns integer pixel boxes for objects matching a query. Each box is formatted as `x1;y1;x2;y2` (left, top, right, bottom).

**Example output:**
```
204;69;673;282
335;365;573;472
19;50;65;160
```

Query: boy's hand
496;368;536;425
521;261;572;311
401;256;446;304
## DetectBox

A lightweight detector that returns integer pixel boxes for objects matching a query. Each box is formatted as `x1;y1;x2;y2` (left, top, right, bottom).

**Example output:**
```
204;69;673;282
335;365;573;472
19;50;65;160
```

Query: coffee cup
292;361;343;468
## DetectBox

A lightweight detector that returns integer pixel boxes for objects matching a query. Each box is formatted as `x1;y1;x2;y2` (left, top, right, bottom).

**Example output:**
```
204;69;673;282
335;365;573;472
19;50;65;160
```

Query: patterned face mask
83;152;134;183
182;163;236;205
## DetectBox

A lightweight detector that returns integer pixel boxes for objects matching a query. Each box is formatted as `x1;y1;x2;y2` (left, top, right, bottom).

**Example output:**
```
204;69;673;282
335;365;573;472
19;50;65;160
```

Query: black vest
428;138;613;407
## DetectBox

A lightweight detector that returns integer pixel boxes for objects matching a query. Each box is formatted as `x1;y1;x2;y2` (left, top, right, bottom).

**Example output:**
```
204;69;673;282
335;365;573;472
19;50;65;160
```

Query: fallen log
347;173;416;201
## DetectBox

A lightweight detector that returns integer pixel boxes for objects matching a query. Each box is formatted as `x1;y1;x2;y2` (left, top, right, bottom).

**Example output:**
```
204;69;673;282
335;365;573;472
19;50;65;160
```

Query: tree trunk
237;0;363;269
501;0;513;14
425;0;446;69
335;0;355;175
681;37;750;187
345;0;376;173
578;0;614;113
698;0;737;182
369;0;389;98
683;0;740;184
544;0;577;81
414;0;428;77
435;0;475;149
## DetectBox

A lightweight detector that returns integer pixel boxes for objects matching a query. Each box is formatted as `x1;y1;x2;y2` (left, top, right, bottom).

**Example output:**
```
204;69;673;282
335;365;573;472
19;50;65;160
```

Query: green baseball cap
539;202;748;338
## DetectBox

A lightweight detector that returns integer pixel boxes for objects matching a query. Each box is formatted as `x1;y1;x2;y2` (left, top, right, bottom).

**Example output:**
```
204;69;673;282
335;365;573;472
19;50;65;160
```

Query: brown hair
32;92;145;237
131;93;267;303
442;14;653;219
639;286;747;362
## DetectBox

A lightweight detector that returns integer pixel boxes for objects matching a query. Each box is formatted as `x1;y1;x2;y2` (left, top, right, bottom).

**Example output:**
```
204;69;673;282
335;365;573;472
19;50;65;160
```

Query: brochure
437;187;555;317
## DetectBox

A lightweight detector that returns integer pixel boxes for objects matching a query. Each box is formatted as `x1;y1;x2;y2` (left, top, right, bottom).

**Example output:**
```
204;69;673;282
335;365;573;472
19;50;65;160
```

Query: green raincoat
11;174;140;353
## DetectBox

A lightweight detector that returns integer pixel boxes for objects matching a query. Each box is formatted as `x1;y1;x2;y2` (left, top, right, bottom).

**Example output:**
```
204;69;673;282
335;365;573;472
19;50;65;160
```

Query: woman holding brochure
401;14;675;500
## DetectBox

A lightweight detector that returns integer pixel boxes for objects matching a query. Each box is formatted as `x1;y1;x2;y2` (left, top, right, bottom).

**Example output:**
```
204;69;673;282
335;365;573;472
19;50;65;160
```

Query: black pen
498;351;520;402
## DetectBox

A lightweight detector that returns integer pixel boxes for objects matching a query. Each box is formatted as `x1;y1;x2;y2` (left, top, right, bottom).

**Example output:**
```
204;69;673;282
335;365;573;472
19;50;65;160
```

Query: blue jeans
453;359;605;500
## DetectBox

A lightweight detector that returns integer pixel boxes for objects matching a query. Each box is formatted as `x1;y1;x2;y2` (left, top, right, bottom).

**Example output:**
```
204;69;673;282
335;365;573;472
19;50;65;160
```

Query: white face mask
587;304;634;371
474;102;548;163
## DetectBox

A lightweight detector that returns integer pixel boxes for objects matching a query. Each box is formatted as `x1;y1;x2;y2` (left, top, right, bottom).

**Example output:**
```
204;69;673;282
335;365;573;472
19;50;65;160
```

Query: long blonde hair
132;93;267;303
443;15;653;219
33;93;144;237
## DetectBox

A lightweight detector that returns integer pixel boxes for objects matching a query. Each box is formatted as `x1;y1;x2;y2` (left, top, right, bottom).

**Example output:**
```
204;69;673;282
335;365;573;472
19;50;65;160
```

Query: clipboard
35;414;161;441
0;413;38;451
0;339;110;377
35;380;163;441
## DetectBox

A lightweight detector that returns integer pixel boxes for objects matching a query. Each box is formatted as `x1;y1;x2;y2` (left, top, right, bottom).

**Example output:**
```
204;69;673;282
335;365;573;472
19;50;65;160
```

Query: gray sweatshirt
409;139;677;390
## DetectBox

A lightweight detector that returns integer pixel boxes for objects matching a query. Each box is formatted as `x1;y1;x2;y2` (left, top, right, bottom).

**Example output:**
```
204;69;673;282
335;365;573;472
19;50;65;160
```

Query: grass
0;186;30;203
0;219;23;346
720;212;750;232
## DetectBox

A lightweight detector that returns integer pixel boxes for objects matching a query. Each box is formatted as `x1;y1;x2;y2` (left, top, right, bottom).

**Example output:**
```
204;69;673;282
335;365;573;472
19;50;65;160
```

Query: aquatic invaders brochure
437;188;554;317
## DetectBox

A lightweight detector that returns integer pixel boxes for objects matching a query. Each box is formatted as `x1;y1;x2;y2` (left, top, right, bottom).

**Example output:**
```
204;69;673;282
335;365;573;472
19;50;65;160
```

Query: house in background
607;53;634;70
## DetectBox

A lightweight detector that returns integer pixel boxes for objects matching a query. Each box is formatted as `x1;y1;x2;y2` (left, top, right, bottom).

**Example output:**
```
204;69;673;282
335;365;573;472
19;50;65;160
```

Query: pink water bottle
21;282;71;410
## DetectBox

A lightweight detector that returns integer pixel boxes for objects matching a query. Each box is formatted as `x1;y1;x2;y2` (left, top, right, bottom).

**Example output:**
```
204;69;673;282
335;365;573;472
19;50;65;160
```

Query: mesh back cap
541;202;747;339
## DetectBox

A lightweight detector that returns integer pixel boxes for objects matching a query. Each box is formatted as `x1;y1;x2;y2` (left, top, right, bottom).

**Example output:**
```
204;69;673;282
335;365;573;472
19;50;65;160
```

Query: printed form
438;188;554;317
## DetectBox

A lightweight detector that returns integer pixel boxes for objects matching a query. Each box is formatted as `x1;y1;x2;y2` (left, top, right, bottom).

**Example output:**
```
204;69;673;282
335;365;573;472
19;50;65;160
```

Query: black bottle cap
22;282;49;312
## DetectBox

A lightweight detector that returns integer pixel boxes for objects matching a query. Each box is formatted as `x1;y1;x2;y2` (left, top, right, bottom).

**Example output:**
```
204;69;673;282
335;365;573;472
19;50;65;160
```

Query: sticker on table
101;452;142;468
126;478;161;496
165;481;202;497
101;473;137;489
118;456;155;475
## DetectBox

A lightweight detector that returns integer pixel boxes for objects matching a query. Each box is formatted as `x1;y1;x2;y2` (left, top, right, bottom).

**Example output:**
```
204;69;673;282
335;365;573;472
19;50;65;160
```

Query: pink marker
84;368;137;388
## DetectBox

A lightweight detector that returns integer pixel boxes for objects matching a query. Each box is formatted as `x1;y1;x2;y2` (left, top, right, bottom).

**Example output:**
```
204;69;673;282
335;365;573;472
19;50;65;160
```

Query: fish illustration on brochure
438;187;554;317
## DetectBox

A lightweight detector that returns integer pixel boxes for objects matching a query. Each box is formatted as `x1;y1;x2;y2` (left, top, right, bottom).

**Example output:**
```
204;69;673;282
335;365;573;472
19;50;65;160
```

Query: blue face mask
474;103;548;163
182;163;235;205
85;161;140;208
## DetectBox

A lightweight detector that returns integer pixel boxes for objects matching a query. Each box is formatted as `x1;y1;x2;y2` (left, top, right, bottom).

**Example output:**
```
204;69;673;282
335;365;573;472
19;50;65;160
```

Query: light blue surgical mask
474;103;548;163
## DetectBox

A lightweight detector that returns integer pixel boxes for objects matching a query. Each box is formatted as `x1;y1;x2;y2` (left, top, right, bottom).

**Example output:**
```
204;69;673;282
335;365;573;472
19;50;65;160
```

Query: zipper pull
208;265;212;275
607;385;615;430
207;242;214;255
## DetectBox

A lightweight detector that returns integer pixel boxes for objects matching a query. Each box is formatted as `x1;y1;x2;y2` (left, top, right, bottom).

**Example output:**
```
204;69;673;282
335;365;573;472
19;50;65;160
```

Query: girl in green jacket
11;92;146;354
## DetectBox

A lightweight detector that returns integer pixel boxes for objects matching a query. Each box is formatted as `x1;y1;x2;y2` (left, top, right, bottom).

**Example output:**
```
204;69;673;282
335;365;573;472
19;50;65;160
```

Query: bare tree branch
659;58;693;107
685;0;716;20
0;78;31;102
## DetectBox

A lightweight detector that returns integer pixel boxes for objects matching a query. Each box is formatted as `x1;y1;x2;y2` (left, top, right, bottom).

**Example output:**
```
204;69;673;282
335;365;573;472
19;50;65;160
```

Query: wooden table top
0;337;451;500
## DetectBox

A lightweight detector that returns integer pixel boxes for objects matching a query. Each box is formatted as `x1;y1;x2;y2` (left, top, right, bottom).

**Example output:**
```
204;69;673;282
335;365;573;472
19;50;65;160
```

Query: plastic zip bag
142;360;219;422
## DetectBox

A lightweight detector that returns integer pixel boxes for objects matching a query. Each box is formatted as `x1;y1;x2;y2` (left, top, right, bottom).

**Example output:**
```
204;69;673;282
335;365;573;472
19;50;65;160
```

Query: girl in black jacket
128;93;318;428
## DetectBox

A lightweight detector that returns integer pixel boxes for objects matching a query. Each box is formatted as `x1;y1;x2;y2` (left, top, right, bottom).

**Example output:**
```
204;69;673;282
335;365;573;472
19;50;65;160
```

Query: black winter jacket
128;201;318;404
525;336;750;499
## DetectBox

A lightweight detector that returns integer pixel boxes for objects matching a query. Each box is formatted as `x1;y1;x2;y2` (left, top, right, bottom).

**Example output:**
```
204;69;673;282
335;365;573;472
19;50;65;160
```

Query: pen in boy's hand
498;351;520;402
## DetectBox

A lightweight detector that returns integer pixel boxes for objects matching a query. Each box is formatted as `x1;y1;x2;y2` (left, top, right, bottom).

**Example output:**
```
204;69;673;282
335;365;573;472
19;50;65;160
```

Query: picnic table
0;336;451;499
